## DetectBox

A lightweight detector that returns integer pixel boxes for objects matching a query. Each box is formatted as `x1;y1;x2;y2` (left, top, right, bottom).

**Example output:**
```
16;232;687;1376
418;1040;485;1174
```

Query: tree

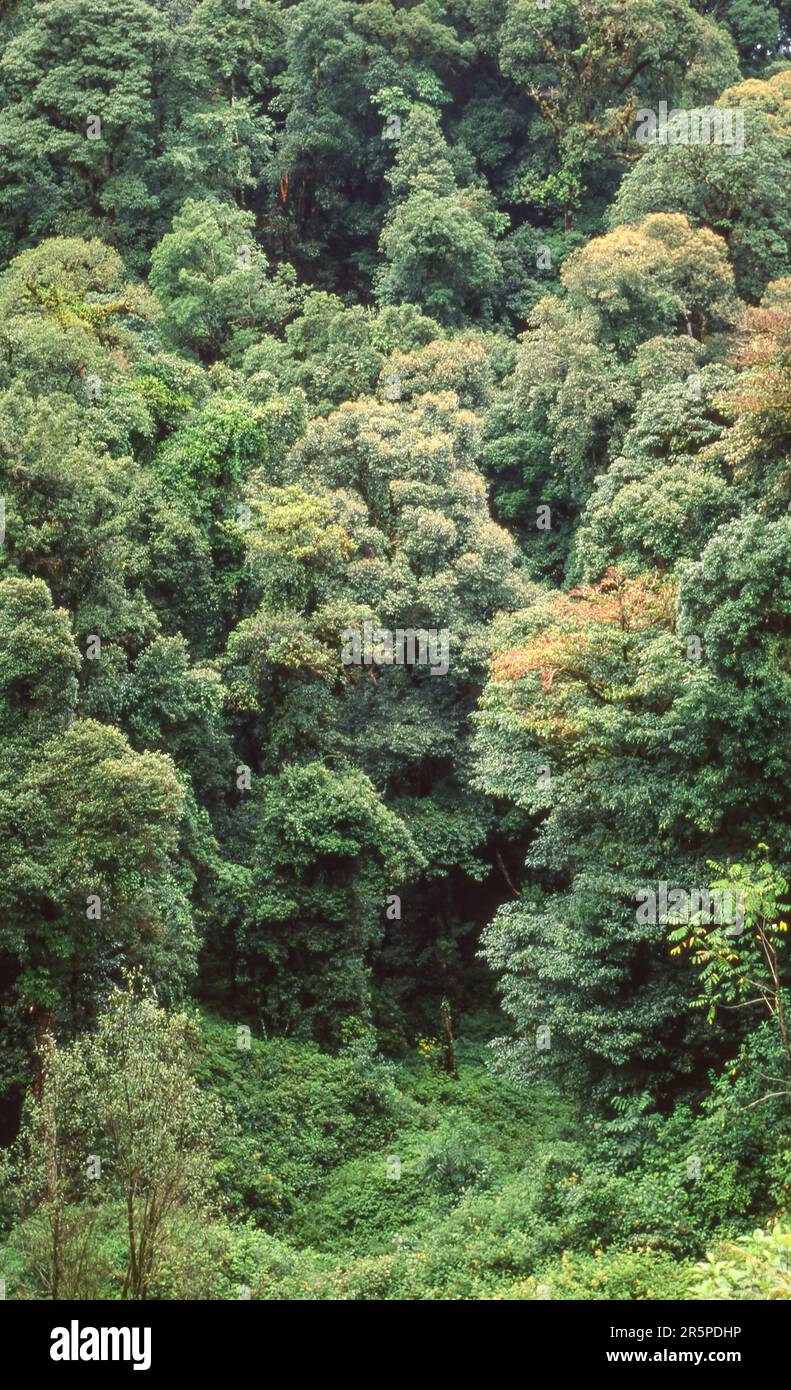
475;568;732;1092
376;107;506;326
0;577;79;741
562;213;737;350
0;0;177;268
149;198;299;362
270;0;474;288
720;66;791;134
480;212;737;582
669;854;791;1100
0;235;153;397
249;291;442;418
0;608;194;1067
711;281;791;506
9;974;223;1299
218;383;528;1031
609;107;791;300
569;365;740;581
235;763;419;1040
497;0;738;225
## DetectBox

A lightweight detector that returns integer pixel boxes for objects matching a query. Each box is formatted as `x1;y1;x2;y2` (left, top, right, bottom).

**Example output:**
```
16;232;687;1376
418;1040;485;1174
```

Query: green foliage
514;1248;693;1301
692;1224;791;1299
1;0;790;1305
4;974;223;1299
376;107;506;326
150;198;299;361
610;107;791;300
233;762;420;1039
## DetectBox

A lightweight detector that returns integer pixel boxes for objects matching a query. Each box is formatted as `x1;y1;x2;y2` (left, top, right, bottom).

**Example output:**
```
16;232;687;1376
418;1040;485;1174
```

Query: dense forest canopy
0;0;790;1302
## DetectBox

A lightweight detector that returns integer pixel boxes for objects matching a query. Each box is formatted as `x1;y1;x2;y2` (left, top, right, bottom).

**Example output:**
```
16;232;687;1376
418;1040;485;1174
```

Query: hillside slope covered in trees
0;0;790;1301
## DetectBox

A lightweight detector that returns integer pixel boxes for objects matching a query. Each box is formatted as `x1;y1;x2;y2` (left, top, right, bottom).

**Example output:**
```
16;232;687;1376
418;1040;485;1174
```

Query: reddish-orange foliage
730;308;791;370
723;308;791;428
494;630;595;690
492;570;674;694
551;569;675;631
